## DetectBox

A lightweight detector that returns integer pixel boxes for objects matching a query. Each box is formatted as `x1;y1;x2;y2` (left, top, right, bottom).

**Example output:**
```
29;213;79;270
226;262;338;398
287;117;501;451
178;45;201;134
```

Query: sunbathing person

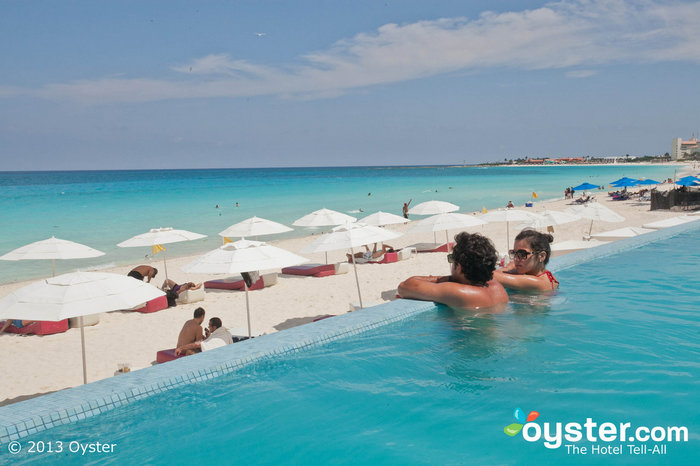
175;317;233;355
162;279;202;307
347;243;394;263
175;307;206;355
494;229;559;292
0;319;35;333
127;265;158;283
397;232;508;311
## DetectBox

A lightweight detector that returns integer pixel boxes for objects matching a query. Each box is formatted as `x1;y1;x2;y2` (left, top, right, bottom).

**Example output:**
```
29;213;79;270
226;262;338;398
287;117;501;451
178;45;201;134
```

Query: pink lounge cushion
156;348;184;363
281;263;335;277
132;295;169;313
4;319;69;335
204;277;264;291
369;252;399;264
417;243;455;253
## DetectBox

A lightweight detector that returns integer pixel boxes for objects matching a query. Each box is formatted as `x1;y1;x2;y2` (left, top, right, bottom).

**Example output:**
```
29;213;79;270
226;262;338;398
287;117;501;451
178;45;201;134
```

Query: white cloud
566;69;598;78
5;0;700;104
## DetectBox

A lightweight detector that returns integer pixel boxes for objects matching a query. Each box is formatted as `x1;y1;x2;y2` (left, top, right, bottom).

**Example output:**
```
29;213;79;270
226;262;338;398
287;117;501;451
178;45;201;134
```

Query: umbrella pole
52;259;56;277
325;251;328;265
79;316;87;384
163;253;169;281
244;283;252;338
350;247;363;309
588;219;594;237
506;222;510;253
445;230;451;252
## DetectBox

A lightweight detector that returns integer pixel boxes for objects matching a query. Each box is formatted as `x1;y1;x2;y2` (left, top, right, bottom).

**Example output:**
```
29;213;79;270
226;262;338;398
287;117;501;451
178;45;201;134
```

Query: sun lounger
204;273;277;291
281;262;349;277
409;242;455;253
132;295;169;313
176;286;205;304
156;348;184;363
3;319;69;335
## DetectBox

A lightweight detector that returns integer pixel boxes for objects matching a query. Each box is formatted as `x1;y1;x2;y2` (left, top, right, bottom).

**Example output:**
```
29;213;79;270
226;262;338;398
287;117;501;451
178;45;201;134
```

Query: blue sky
1;0;698;170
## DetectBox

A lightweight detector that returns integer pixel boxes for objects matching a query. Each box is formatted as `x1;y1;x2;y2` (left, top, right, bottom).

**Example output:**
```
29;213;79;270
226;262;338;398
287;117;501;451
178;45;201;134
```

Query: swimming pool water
4;229;699;465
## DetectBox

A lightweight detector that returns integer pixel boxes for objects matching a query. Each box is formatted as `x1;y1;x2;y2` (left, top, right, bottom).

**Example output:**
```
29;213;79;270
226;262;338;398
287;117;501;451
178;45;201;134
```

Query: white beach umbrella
293;208;357;263
0;272;165;384
219;216;293;241
591;227;655;240
301;223;401;309
292;208;357;227
642;216;699;229
550;239;610;256
479;209;544;252
117;227;207;280
408;200;459;215
408;213;486;251
565;203;625;236
359;211;408;226
183;240;308;337
517;210;581;231
0;236;105;276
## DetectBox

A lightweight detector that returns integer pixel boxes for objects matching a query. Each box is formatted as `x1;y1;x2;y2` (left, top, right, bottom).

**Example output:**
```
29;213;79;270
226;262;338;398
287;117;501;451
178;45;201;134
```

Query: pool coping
1;217;699;443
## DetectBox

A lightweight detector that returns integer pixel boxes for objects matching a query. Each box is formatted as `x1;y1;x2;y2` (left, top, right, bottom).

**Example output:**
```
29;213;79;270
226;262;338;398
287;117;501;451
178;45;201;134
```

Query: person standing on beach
127;265;158;283
402;199;412;219
176;307;206;355
398;232;508;310
493;229;559;291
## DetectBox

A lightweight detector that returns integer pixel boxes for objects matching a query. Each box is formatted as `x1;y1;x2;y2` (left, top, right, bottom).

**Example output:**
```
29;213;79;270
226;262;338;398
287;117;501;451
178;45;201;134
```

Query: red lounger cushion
4;320;69;335
417;243;455;253
157;348;185;363
132;295;169;313
281;263;335;277
204;277;264;291
370;252;399;264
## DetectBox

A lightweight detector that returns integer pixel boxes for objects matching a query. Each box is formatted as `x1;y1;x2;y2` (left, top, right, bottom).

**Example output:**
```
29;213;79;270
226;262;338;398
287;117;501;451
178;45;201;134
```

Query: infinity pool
3;228;699;464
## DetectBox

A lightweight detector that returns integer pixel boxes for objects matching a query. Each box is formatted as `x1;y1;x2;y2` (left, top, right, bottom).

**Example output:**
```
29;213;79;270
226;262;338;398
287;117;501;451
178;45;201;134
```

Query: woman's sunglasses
509;249;539;260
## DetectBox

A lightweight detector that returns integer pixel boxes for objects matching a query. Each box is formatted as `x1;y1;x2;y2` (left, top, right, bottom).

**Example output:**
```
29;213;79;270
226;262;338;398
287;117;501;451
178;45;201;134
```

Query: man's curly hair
451;232;498;286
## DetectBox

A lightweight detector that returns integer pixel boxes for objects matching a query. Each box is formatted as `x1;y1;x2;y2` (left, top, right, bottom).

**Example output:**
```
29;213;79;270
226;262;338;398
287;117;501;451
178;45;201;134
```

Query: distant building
671;137;699;160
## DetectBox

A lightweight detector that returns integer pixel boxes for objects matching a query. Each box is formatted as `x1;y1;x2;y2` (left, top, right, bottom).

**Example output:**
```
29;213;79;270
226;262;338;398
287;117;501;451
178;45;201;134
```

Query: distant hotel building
671;137;699;160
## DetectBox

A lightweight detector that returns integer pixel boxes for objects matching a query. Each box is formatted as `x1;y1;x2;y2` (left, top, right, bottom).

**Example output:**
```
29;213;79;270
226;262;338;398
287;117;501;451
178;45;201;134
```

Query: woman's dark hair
515;229;554;265
451;232;498;286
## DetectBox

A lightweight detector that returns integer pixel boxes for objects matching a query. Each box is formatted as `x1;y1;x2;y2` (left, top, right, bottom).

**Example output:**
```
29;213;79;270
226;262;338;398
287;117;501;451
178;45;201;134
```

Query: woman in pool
494;229;559;292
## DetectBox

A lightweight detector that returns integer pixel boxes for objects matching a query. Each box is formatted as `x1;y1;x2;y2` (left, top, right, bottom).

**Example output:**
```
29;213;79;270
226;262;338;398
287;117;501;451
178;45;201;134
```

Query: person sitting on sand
175;307;206;355
493;229;559;292
397;232;508;311
127;265;158;282
347;243;394;263
506;200;515;208
0;319;35;333
175;317;233;355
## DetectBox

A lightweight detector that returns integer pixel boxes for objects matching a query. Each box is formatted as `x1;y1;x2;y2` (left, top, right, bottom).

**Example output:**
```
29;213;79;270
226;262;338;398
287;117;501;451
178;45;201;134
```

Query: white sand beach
1;179;698;405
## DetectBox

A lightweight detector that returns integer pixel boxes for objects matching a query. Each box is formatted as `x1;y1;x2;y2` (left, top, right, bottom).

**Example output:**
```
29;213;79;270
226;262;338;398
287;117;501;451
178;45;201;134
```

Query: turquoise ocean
0;164;680;285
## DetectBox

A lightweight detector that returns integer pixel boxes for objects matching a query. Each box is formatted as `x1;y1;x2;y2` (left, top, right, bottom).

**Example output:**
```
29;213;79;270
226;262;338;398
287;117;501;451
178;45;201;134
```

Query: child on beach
493;229;559;292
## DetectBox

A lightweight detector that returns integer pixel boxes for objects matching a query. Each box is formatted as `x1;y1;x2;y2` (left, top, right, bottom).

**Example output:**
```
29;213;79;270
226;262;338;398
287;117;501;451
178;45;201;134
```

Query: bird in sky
255;32;266;37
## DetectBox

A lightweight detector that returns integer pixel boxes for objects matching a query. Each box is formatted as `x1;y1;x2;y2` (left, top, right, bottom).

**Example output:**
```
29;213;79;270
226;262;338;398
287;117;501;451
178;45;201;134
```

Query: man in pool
175;307;206;355
175;317;233;355
398;232;508;310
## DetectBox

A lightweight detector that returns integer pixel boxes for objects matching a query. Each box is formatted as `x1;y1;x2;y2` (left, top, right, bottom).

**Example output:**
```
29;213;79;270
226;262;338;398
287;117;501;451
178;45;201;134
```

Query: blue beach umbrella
675;179;699;187
572;182;600;191
677;175;700;183
610;177;637;185
611;179;639;188
637;179;660;185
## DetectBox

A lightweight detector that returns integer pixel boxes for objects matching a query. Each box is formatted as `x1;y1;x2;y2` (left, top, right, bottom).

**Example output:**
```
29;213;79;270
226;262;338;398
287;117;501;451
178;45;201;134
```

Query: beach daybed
281;262;349;277
204;272;277;291
176;286;205;304
3;320;69;335
131;295;169;313
409;243;455;253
